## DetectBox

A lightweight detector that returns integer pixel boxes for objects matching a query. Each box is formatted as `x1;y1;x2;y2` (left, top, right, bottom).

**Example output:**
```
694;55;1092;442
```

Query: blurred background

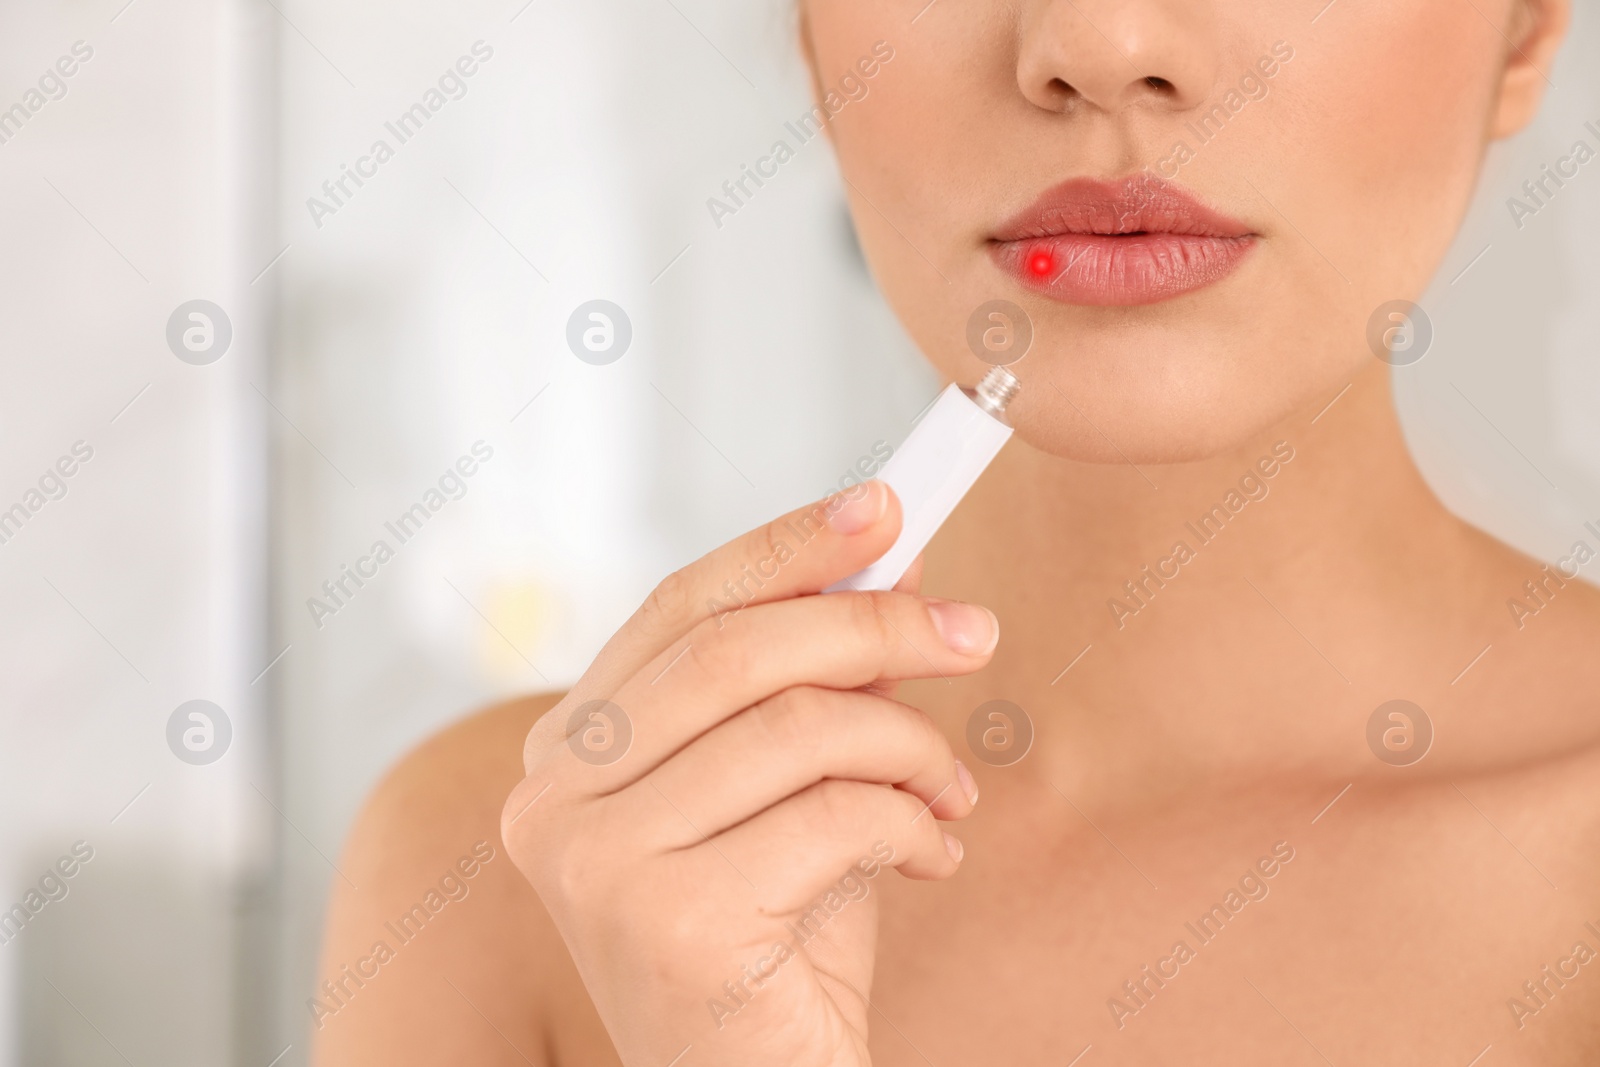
0;0;1596;1063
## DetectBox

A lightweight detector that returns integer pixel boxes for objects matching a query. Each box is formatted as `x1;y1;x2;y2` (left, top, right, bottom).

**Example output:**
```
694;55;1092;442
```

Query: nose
1016;0;1217;114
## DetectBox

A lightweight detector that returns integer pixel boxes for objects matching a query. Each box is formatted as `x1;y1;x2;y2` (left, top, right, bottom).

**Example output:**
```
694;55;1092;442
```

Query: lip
988;176;1258;306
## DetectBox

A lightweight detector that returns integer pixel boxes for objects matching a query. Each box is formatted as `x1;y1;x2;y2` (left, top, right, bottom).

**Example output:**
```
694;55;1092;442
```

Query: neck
910;361;1488;812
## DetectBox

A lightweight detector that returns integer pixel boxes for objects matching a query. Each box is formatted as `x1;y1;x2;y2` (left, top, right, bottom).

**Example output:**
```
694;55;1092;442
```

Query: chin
971;327;1350;467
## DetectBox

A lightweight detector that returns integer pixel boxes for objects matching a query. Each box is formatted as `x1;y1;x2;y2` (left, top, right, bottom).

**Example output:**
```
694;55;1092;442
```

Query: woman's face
805;0;1565;462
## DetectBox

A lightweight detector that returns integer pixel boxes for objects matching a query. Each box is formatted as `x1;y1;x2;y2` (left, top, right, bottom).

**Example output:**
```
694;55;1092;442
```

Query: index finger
572;480;903;702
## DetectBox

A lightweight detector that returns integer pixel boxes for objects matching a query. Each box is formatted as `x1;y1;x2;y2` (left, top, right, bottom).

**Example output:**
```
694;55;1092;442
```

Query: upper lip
990;175;1255;243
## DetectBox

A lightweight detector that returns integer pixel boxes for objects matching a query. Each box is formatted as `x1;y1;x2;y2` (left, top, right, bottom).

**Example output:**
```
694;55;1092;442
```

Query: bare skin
313;0;1600;1064
314;364;1600;1065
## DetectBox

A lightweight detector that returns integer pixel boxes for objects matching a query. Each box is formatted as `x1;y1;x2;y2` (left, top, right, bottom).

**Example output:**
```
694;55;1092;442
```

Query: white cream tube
827;366;1020;593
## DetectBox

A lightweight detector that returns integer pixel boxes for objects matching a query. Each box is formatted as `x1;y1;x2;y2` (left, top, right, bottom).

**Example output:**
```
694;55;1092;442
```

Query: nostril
1048;77;1079;101
1144;75;1175;93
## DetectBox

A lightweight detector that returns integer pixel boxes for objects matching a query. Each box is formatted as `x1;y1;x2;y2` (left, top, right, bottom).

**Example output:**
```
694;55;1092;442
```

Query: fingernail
944;832;964;863
825;481;885;535
927;600;998;655
954;760;979;806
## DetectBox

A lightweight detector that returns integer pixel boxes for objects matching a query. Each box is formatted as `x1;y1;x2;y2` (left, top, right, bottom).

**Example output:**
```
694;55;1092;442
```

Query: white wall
0;0;273;1063
1398;0;1600;556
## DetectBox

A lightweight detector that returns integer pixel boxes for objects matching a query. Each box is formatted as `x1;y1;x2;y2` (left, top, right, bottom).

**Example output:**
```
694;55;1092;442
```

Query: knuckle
520;701;572;773
750;520;790;582
810;778;876;831
501;792;563;883
642;567;698;631
676;638;719;687
543;806;621;906
754;686;835;754
899;702;950;764
682;617;754;680
683;610;724;650
845;591;899;651
549;839;600;907
502;789;624;910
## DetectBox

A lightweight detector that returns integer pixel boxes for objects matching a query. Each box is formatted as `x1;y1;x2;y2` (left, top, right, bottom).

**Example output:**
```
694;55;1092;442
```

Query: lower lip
991;232;1256;306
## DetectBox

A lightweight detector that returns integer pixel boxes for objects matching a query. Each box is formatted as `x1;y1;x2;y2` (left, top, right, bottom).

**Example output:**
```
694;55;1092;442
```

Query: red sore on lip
1027;251;1056;278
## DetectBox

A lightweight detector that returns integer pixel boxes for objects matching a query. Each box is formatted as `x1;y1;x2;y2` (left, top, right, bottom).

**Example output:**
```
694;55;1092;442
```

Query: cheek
1274;9;1505;299
810;4;996;374
803;2;905;88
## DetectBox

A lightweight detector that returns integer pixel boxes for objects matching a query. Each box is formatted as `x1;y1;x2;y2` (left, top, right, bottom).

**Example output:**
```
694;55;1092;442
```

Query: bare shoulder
311;692;605;1067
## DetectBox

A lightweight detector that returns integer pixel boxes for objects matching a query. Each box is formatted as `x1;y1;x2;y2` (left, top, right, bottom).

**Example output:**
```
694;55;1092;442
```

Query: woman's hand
502;480;994;1067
